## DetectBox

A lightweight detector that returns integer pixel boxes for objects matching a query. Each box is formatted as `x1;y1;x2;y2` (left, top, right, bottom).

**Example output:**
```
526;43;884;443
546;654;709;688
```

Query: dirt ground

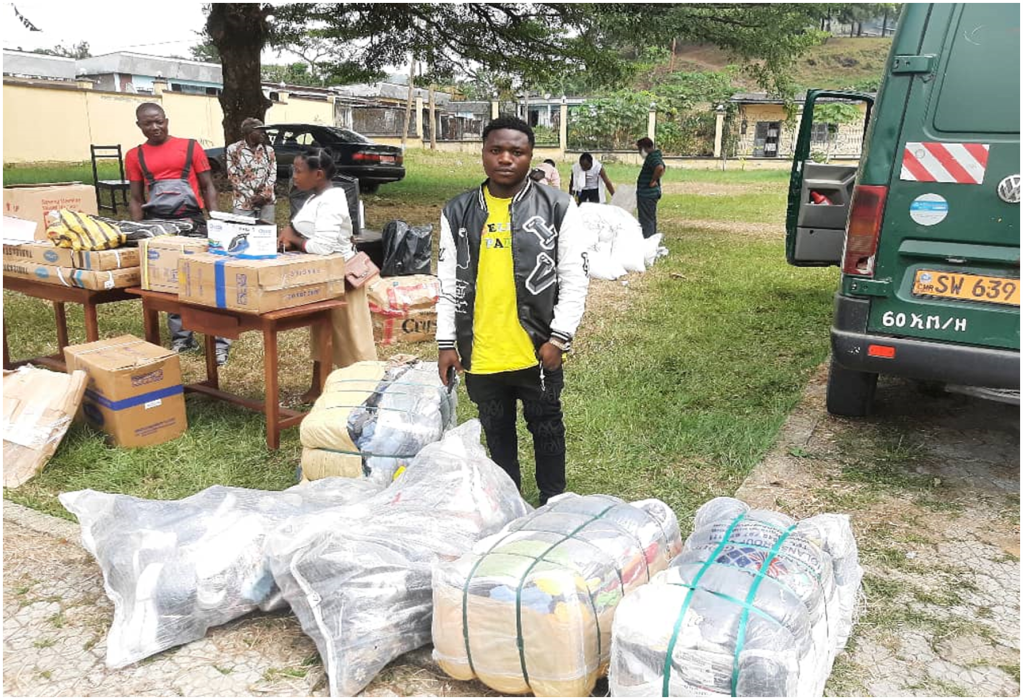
738;367;1020;697
5;365;1018;697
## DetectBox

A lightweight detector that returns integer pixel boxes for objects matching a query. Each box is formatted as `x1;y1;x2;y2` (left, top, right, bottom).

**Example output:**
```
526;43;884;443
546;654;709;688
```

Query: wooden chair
90;145;131;215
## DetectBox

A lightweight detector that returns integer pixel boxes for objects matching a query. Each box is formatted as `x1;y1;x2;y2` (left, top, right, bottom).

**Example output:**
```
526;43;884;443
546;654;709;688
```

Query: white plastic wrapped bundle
58;478;383;668
578;203;647;278
609;497;861;697
266;420;530;697
300;360;457;483
433;494;683;697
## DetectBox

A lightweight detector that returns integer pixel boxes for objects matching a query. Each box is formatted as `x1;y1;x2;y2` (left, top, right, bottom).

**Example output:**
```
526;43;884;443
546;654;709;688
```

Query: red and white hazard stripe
900;142;989;184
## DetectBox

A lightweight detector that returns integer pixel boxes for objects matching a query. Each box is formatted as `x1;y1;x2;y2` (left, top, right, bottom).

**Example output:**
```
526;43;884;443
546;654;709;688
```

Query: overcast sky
3;2;299;63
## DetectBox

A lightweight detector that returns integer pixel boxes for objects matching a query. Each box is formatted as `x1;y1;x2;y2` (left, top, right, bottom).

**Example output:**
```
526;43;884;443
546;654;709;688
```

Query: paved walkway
5;370;1019;697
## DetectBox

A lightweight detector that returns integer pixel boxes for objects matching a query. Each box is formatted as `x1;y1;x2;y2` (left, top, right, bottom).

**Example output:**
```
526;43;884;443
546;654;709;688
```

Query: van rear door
867;3;1020;351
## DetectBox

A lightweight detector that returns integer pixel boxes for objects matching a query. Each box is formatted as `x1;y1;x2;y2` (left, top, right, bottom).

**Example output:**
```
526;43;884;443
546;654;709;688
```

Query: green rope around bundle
660;516;798;697
661;513;746;696
458;500;621;685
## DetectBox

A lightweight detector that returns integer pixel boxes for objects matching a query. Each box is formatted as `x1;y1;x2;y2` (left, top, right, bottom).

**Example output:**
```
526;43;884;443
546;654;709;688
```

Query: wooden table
3;276;136;371
126;287;345;449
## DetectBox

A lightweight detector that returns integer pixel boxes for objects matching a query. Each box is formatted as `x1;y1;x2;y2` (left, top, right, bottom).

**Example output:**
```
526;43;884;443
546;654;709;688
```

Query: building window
811;122;837;145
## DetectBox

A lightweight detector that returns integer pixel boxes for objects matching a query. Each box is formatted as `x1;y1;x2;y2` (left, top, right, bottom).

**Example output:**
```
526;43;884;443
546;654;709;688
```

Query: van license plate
912;271;1020;306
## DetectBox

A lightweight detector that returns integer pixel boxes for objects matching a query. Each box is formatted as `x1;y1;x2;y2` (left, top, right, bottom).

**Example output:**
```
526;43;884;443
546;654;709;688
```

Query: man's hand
251;195;267;208
277;225;302;251
438;349;464;386
538;342;563;371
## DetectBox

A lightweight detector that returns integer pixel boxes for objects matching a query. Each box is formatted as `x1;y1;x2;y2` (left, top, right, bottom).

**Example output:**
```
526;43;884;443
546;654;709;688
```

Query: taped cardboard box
64;335;187;448
3;183;97;239
373;309;437;345
3;366;88;488
178;252;345;313
3;242;139;270
3;260;140;290
367;274;440;316
139;236;208;293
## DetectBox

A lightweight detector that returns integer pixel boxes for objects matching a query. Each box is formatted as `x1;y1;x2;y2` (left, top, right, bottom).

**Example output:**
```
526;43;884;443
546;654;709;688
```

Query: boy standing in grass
436;116;593;505
635;137;666;239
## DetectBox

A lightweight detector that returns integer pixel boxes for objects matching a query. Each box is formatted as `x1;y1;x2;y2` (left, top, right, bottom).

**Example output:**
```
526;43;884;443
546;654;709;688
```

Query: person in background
277;149;377;402
226;117;277;223
537;158;561;189
569;152;615;203
529;167;547;184
635;136;666;239
436;116;594;505
126;102;232;365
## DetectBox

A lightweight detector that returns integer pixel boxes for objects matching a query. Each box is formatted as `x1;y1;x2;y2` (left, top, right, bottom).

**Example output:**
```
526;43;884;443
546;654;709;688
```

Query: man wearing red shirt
127;103;231;363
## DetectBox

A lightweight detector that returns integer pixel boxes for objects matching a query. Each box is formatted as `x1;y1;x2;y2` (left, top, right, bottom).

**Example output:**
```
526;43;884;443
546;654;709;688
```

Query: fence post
152;78;167;96
647;106;656;142
559;97;568;159
491;99;499;120
713;106;726;158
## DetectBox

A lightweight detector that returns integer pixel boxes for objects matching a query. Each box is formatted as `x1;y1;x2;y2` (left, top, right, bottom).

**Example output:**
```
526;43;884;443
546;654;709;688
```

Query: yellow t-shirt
470;189;539;374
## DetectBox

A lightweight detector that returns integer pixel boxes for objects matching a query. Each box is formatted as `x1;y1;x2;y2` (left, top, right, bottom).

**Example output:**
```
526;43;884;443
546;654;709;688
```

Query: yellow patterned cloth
46;209;125;250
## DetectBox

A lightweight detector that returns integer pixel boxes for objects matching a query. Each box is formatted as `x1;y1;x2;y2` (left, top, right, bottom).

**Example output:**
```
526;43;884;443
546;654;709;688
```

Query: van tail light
842;185;888;276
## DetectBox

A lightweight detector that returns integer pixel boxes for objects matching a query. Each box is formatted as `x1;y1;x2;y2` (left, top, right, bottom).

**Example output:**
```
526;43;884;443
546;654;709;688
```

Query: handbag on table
344;251;380;289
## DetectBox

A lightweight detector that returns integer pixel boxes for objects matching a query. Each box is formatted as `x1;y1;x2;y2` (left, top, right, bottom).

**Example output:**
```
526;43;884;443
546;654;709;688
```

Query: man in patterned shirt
226;118;277;222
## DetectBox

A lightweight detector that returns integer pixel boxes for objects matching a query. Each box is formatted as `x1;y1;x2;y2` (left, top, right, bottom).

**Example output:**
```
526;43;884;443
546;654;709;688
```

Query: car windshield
324;127;373;144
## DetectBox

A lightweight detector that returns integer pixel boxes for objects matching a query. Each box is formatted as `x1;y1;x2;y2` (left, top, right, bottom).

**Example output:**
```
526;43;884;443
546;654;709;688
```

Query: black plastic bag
380;220;432;277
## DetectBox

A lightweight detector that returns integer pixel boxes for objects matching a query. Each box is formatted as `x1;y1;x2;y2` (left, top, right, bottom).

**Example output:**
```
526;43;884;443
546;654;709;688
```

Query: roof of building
335;81;452;105
2;49;77;81
730;91;876;105
76;52;222;84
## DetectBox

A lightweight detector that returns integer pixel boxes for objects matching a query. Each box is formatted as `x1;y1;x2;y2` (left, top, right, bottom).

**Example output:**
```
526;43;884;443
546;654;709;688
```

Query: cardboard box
373;309;437;345
178;252;345;313
73;247;141;271
367;274;440;316
140;235;209;293
2;242;138;270
3;366;88;488
3;183;98;239
64;335;187;448
2;241;75;267
3;260;140;290
207;217;278;259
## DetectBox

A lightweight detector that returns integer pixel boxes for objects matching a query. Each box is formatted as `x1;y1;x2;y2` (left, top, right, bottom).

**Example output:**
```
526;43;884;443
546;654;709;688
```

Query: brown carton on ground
2;260;140;290
2;366;88;488
3;183;97;239
178;252;345;313
373;309;437;345
64;335;187;448
139;236;209;293
2;242;138;270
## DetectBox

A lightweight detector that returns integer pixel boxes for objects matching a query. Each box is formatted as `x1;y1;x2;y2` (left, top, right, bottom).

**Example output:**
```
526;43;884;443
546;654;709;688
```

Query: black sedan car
206;123;404;193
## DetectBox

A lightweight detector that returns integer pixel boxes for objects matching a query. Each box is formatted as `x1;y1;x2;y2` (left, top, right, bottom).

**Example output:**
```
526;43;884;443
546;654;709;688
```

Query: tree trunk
401;59;415;148
668;38;676;72
882;10;889;37
207;4;272;147
856;21;863;37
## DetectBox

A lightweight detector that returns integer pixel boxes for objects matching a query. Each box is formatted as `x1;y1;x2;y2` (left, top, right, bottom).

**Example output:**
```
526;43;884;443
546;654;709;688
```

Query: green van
786;3;1020;416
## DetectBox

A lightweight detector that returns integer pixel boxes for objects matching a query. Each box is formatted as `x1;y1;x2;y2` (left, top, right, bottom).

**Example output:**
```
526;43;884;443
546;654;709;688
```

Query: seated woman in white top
278;149;377;401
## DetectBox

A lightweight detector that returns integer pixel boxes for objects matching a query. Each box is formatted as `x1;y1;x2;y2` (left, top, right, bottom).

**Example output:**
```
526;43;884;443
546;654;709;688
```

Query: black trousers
578;188;601;203
637;195;659;238
464;365;566;505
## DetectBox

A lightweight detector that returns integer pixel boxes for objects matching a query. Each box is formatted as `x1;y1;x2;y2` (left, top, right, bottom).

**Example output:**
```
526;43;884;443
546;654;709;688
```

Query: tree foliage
29;41;90;59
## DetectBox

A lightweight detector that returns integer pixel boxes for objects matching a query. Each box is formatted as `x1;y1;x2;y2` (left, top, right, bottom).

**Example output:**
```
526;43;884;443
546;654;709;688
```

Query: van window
933;4;1020;134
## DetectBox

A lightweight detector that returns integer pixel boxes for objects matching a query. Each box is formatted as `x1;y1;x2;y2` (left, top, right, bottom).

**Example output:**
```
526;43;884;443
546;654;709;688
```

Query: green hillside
669;36;893;92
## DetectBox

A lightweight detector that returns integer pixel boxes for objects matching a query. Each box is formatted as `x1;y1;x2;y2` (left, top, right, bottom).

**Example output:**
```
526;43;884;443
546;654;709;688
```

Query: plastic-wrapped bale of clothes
265;420;530;697
299;359;456;484
432;493;683;697
58;478;383;668
609;497;862;697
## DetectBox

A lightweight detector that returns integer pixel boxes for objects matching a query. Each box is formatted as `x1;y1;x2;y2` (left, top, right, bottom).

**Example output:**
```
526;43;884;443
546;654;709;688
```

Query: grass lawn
3;148;837;526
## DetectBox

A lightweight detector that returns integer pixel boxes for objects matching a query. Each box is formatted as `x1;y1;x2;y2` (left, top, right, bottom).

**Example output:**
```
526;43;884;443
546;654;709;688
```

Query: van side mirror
786;90;875;266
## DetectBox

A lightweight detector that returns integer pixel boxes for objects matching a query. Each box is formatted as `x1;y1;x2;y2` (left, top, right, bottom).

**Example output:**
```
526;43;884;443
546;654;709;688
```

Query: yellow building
729;92;870;160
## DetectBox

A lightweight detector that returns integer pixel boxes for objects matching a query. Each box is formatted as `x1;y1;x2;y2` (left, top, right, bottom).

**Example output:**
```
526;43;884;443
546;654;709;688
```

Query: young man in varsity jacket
436;116;594;505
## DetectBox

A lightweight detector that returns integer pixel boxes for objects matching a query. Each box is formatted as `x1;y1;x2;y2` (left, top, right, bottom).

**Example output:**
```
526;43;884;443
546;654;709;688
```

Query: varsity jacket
436;179;594;371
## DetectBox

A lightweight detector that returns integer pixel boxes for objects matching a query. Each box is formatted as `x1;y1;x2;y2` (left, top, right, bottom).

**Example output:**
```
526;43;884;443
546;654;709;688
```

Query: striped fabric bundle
46;209;125;250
